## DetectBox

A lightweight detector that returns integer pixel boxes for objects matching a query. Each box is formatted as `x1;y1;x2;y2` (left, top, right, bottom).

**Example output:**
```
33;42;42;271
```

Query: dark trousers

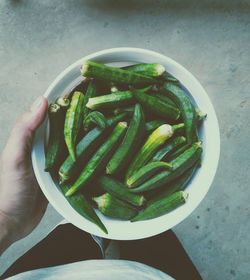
1;224;202;280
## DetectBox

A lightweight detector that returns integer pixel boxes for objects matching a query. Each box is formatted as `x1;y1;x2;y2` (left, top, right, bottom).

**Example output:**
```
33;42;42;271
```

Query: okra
152;136;187;161
133;89;180;122
153;93;176;107
82;80;97;122
59;114;129;184
45;104;67;172
93;193;137;220
130;142;202;193
64;91;85;161
110;84;119;93
65;122;127;196
123;63;165;77
161;83;197;143
125;124;174;182
81;60;157;86
106;104;145;174
98;176;146;207
56;97;70;108
165;144;190;162
145;120;165;133
59;127;105;184
131;191;187;221
196;108;207;123
86;91;134;110
61;185;107;234
127;161;172;188
83;111;107;131
86;86;151;110
149;164;198;204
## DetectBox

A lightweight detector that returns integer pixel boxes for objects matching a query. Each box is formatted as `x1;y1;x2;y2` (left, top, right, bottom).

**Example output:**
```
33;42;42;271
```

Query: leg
1;224;103;279
119;230;202;280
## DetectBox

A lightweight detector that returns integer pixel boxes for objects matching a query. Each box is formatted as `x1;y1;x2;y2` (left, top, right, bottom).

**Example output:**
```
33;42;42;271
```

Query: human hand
0;96;48;254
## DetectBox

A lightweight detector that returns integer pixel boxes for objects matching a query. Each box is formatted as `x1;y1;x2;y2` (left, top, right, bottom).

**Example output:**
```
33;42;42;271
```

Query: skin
0;96;48;255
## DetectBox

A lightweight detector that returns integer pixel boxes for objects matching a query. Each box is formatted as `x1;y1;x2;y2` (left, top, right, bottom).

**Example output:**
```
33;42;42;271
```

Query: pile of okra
45;60;206;234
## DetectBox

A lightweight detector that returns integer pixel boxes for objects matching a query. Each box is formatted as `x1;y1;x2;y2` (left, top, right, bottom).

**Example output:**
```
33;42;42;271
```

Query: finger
2;96;48;168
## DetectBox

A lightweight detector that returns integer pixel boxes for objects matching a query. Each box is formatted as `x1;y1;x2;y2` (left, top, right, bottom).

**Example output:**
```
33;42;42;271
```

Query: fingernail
30;96;43;112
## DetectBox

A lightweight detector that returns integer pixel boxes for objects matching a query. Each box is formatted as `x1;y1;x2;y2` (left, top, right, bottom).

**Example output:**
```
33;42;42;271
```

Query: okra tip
73;90;85;97
86;99;95;109
118;121;128;128
65;187;76;197
58;171;69;185
181;191;189;202
157;124;174;137
156;64;165;76
49;103;61;113
93;194;106;210
80;61;89;76
195;141;202;148
56;97;70;107
105;166;112;175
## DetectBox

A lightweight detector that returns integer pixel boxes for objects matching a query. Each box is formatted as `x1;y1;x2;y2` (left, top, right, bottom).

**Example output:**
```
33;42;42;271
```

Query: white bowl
32;48;220;240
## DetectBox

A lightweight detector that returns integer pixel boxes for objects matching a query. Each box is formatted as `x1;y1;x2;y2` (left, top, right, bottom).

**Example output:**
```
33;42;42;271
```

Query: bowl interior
32;48;220;240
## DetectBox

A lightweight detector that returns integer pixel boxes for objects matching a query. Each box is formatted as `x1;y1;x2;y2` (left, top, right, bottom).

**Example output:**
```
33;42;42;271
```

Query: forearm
0;212;16;256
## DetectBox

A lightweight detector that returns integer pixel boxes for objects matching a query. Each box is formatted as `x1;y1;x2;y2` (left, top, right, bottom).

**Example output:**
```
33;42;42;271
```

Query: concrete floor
0;0;250;278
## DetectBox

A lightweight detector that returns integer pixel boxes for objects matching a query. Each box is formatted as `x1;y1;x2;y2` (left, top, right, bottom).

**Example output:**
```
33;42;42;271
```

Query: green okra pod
106;104;145;175
45;103;67;172
98;176;146;207
93;193;138;220
65;122;127;196
125;124;174;182
59;114;128;184
81;60;157;86
165;144;191;162
86;86;152;111
133;89;180;122
59;127;106;184
131;191;188;222
83;111;107;131
149;163;198;204
83;80;97;122
64;91;85;161
130;142;202;193
61;185;107;234
153;93;177;107
152;136;187;161
127;161;173;188
161;83;198;144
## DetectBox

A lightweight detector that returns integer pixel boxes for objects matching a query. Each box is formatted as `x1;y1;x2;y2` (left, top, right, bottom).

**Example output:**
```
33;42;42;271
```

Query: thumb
19;96;48;133
2;96;48;168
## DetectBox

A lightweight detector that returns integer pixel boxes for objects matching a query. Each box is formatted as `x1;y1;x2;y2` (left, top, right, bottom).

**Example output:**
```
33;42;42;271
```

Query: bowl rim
32;47;220;240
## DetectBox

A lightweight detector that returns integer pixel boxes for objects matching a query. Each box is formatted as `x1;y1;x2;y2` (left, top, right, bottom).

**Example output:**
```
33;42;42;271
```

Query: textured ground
0;1;250;279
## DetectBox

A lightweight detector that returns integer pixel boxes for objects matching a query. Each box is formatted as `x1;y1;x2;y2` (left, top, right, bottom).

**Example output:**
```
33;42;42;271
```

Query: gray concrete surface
0;0;250;278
